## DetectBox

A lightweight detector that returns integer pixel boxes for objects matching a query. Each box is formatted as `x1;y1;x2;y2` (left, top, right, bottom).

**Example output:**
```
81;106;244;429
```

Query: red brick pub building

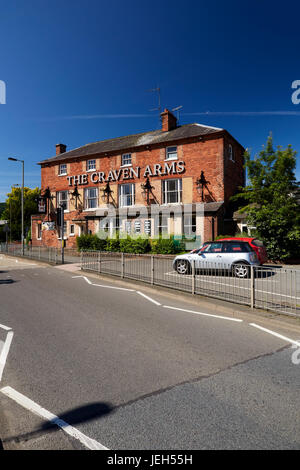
31;109;245;249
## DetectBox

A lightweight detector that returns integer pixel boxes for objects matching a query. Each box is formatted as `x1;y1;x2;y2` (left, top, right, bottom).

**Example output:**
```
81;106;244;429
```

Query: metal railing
81;251;300;317
0;243;81;265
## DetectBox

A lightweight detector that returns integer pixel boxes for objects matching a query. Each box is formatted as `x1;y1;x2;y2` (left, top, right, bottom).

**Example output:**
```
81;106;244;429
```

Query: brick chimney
56;143;67;155
161;109;177;132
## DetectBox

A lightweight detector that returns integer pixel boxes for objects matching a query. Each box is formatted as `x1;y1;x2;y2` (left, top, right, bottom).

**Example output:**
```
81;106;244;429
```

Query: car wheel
232;263;250;278
176;260;191;275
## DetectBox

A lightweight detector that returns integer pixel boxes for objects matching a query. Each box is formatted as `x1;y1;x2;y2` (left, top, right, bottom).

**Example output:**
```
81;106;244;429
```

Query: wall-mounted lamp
101;182;113;204
141;177;154;205
196;171;208;202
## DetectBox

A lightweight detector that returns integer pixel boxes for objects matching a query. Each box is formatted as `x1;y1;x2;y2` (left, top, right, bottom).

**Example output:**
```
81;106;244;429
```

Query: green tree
1;186;41;241
232;135;300;261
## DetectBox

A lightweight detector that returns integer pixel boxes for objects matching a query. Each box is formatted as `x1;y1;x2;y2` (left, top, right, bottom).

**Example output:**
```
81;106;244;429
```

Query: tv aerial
172;105;183;123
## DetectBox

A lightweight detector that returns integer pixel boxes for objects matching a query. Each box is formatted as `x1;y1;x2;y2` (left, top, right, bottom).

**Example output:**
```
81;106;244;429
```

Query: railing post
250;265;255;309
80;250;83;270
39;246;41;260
121;252;124;278
98;251;101;273
151;255;154;286
192;259;195;295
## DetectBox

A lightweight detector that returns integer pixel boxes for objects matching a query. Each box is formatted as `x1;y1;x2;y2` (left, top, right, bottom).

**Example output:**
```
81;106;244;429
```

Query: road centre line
0;386;108;450
249;323;300;348
0;330;14;382
137;291;161;306
163;305;243;322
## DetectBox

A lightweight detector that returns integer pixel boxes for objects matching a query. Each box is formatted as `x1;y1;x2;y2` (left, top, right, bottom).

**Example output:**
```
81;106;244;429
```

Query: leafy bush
106;235;120;252
151;236;178;254
76;234;106;251
119;236;151;254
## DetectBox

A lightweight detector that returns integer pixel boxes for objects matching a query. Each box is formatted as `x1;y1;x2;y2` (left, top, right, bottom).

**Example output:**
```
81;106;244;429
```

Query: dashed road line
0;386;108;450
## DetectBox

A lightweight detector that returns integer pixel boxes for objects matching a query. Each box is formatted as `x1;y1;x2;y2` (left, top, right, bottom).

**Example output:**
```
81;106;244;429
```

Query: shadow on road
2;402;114;446
0;279;16;285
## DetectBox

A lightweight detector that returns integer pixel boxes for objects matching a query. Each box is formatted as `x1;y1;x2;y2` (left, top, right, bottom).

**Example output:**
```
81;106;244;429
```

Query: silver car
173;240;260;278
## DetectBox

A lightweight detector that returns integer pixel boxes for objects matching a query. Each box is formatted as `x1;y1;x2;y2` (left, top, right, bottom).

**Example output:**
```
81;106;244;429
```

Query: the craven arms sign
67;160;185;186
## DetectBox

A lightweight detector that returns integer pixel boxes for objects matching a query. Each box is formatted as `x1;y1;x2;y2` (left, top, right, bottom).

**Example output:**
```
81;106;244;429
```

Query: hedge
76;233;183;254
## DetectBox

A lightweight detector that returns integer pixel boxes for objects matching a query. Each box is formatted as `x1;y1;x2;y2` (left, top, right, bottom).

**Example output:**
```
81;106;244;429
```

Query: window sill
120;164;132;168
164;157;178;162
58;173;67;177
86;169;96;172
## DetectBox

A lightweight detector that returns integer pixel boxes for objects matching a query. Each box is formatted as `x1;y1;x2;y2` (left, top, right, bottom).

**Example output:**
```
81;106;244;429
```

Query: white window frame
183;214;196;238
158;214;168;235
59;163;67;176
165;146;178;161
119;183;135;207
121;153;132;166
69;224;75;236
57;190;69;212
86;159;96;172
162;178;182;204
84;187;98;210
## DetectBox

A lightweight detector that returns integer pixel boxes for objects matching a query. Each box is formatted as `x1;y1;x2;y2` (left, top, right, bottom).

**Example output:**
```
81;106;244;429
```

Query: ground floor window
144;219;151;235
158;214;168;235
183;214;196;238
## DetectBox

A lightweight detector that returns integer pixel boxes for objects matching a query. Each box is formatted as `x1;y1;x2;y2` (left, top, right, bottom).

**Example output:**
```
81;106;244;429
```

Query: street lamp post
8;158;24;255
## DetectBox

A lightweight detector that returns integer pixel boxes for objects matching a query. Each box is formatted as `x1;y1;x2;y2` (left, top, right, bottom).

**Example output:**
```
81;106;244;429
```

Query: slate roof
38;123;225;165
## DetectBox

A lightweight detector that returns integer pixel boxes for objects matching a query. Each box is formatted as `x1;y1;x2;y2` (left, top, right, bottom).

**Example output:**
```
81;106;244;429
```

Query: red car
217;237;267;264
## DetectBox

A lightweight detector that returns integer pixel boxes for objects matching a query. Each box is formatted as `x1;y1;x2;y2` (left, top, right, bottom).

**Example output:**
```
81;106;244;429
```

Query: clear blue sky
0;0;299;201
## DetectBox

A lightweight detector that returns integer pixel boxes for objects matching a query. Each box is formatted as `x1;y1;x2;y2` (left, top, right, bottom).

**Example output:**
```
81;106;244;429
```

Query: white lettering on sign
67;161;185;186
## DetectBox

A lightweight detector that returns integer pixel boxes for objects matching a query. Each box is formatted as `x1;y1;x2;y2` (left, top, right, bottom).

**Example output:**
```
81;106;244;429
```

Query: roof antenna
172;105;183;124
146;86;161;128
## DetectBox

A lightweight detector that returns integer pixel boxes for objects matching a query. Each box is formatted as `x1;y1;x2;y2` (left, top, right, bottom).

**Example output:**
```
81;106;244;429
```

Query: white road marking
163;305;243;322
0;330;14;381
137;291;161;306
0;323;12;331
72;275;135;291
249;323;300;348
0;386;108;450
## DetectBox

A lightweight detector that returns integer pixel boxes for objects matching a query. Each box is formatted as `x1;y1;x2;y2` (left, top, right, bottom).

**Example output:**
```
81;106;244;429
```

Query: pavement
0;254;300;450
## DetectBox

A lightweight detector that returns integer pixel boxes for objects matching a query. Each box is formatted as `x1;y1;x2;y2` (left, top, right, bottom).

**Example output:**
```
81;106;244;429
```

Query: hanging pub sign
38;197;46;213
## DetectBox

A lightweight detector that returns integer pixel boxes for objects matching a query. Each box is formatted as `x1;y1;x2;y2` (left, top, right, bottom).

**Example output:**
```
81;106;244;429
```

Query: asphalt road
0;255;300;450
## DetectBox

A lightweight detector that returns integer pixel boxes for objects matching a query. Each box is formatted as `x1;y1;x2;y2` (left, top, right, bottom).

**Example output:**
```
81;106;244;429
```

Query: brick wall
32;132;244;247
